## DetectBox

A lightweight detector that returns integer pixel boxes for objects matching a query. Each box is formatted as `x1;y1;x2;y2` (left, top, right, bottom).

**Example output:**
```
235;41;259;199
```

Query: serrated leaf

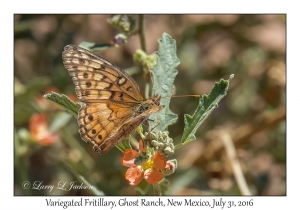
180;75;234;145
44;92;81;118
150;33;179;131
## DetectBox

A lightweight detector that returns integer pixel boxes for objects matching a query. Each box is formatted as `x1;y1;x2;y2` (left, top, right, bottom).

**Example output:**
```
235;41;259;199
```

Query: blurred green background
14;14;286;195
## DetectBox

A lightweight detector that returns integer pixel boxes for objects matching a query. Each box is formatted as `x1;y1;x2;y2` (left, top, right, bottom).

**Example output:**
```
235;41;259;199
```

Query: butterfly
62;45;164;154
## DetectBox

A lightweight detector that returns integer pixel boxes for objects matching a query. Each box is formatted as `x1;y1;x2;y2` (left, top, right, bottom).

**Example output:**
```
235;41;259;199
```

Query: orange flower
44;86;60;94
66;94;78;103
139;139;147;153
120;148;166;186
29;113;57;146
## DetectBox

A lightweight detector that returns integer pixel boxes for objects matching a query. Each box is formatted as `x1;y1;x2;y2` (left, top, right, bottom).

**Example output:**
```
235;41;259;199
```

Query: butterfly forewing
62;45;145;103
62;45;163;154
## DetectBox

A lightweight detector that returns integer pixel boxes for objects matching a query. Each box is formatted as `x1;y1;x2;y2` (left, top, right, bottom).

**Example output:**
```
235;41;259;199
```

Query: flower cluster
120;131;177;186
144;131;174;157
120;148;166;186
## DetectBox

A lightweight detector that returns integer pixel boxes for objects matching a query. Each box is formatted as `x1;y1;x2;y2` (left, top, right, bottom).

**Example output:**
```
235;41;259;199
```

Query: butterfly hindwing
96;104;163;154
78;102;133;146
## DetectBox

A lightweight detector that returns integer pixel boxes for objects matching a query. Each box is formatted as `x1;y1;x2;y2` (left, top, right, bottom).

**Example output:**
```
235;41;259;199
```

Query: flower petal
125;166;143;186
144;169;163;184
29;113;48;138
152;152;166;170
66;94;78;102
139;139;147;153
37;132;57;146
120;149;139;167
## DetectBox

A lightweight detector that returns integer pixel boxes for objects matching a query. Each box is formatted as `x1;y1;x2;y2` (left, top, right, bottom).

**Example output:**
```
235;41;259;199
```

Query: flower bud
163;159;177;176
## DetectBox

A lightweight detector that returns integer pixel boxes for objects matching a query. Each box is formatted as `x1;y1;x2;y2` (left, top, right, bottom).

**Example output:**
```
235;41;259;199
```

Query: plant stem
174;143;183;150
152;183;162;195
138;15;151;97
138;14;147;53
145;82;150;99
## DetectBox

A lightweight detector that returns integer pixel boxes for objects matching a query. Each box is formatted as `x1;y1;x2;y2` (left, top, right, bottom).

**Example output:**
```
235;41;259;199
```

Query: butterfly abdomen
96;115;149;154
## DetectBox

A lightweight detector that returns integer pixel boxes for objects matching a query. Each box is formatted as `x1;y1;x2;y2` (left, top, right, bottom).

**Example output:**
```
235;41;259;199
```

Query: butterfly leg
143;119;161;146
142;121;149;127
147;119;160;132
142;119;160;130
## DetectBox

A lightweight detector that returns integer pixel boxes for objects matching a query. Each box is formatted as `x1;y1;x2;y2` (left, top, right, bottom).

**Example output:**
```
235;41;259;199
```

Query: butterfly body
62;45;163;154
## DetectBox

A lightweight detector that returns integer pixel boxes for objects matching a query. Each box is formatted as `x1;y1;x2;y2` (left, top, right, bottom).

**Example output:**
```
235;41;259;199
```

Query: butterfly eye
137;104;150;114
142;104;149;112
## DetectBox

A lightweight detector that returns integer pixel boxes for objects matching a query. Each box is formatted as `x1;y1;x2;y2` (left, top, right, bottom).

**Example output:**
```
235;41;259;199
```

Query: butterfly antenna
161;94;200;98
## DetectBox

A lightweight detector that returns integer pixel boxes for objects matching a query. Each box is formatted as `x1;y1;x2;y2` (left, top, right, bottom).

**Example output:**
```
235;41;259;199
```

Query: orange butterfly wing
63;45;145;103
62;45;163;154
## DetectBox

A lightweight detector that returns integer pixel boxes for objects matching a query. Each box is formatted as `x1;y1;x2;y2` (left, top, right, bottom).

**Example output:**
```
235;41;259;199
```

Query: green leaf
150;33;179;131
180;75;234;145
78;41;112;51
44;92;81;118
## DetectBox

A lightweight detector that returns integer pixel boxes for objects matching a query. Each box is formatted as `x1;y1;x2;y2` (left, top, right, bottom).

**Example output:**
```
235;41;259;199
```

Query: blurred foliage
14;14;286;196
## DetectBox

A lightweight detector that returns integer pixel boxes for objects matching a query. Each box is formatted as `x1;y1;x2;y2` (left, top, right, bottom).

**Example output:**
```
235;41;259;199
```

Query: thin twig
193;105;286;166
220;130;251;195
